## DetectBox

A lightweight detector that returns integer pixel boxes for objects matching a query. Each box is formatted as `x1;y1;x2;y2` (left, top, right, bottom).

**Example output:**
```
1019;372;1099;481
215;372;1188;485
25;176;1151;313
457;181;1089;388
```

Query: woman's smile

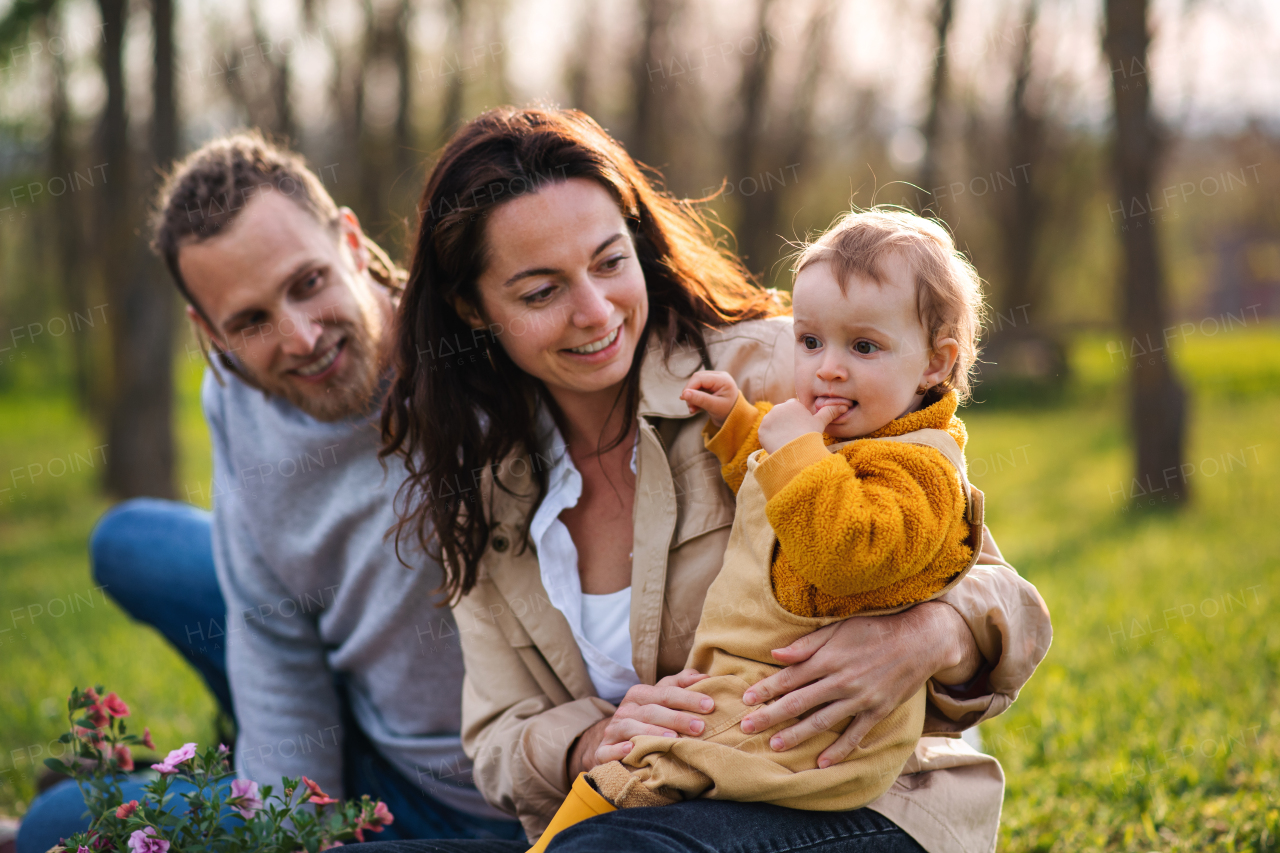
564;324;622;358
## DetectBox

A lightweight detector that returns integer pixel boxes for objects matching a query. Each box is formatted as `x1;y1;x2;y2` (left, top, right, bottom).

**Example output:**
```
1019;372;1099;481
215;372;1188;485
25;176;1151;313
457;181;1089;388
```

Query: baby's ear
924;337;960;386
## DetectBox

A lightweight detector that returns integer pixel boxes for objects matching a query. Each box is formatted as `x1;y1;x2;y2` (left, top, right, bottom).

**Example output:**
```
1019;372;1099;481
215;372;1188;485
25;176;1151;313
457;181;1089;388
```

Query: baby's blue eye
854;340;879;354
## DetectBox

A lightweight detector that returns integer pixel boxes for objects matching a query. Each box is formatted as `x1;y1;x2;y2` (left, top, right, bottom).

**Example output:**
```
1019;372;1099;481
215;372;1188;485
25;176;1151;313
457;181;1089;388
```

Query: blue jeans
16;499;523;853
344;801;926;852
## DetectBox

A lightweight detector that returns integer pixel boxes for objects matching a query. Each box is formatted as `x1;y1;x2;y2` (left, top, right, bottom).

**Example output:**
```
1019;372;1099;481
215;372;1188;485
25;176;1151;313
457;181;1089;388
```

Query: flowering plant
46;686;393;853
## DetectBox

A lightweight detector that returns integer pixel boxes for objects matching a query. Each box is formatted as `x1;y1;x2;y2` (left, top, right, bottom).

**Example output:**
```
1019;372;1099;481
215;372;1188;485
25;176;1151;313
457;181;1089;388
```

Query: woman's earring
916;383;931;396
485;341;498;370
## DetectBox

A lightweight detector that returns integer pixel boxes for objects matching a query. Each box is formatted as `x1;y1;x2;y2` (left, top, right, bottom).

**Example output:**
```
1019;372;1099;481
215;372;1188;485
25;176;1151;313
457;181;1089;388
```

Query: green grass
969;326;1280;852
0;351;215;815
1;328;1278;851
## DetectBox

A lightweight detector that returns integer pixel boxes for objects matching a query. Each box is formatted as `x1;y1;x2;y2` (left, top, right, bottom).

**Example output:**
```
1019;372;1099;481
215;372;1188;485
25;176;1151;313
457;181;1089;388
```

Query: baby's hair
794;206;986;401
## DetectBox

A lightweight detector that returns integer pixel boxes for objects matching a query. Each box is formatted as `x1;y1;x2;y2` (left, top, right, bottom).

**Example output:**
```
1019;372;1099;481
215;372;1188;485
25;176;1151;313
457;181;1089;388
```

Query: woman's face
462;178;649;400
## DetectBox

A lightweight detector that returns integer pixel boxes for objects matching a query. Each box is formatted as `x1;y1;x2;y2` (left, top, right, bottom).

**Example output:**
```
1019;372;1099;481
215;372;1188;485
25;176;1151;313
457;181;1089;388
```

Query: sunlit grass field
0;350;216;813
2;327;1277;852
970;328;1280;853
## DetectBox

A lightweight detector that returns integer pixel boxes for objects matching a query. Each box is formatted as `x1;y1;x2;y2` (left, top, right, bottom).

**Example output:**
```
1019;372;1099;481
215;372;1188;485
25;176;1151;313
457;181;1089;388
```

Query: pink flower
75;726;102;745
150;743;197;775
86;704;109;729
319;842;344;851
127;828;169;853
114;746;134;771
116;800;139;819
102;693;130;718
83;687;100;703
78;846;91;853
217;743;230;755
354;801;393;841
142;728;156;750
368;802;393;828
229;779;263;819
301;776;338;806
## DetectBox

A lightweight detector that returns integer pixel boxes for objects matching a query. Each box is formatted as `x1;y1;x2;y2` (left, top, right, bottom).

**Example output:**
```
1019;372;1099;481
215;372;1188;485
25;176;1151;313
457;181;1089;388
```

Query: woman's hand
680;371;740;427
568;669;714;776
739;601;982;768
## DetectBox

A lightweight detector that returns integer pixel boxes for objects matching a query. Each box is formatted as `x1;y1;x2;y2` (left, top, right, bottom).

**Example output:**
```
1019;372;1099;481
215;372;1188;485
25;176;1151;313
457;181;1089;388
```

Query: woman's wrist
917;600;983;686
567;718;609;778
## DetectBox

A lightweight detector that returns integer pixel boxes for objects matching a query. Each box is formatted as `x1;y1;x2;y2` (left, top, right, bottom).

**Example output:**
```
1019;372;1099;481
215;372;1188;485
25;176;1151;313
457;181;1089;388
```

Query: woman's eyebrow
501;234;626;289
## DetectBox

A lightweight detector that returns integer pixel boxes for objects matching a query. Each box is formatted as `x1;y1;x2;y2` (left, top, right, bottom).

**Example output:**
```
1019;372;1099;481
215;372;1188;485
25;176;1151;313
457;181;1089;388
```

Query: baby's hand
758;399;848;454
680;370;740;428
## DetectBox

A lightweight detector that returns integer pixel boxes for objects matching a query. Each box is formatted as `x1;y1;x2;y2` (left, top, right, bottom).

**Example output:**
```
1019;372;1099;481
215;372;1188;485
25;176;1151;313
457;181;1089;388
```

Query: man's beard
241;320;386;422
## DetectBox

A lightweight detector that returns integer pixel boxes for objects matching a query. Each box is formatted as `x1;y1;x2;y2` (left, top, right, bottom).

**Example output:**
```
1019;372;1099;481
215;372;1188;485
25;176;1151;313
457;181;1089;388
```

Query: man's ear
922;337;960;389
337;206;368;273
186;304;221;346
451;297;486;331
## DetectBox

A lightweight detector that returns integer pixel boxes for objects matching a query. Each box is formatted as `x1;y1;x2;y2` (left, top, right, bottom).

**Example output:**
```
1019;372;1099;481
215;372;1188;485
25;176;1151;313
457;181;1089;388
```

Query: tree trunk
438;0;468;143
999;0;1040;319
1104;0;1188;507
727;0;777;275
566;0;598;114
393;0;415;182
249;0;294;138
733;0;834;281
917;0;953;213
629;0;677;169
47;9;96;416
98;0;176;499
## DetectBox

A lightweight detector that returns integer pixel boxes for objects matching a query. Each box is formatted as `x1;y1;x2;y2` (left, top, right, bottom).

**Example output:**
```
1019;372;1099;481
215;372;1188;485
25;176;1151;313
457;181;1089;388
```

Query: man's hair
795;207;986;401
150;130;404;325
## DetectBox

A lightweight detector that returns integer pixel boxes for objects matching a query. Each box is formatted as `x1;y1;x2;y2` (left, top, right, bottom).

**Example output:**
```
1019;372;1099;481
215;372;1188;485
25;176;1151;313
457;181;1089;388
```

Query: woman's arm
457;580;718;837
567;669;714;776
737;530;1052;767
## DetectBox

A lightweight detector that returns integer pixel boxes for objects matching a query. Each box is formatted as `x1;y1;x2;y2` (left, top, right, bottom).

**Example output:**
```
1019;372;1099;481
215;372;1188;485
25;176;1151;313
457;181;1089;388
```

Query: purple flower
127;828;169;853
229;779;263;819
78;846;91;853
150;743;197;775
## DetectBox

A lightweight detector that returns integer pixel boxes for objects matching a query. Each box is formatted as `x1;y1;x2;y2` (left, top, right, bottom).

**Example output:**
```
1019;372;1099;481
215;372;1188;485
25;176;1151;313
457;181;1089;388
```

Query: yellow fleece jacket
705;391;974;617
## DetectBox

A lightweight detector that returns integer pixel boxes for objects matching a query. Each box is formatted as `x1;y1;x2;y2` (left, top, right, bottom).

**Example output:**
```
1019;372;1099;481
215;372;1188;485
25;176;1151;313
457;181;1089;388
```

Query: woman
374;107;1052;853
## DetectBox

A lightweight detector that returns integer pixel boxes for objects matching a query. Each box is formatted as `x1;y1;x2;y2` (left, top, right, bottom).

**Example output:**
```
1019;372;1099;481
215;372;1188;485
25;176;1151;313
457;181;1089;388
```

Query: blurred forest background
1;0;1278;851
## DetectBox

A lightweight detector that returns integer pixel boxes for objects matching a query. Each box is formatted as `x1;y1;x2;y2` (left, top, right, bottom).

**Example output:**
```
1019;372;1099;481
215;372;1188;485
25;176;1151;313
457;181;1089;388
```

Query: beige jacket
452;317;1053;853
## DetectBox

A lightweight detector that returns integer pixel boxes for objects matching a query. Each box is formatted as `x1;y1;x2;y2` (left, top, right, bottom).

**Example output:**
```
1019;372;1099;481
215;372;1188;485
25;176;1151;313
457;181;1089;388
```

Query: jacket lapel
483;459;599;701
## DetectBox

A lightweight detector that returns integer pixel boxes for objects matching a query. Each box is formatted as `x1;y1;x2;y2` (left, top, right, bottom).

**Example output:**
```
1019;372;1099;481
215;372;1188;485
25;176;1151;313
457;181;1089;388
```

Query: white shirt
528;416;641;704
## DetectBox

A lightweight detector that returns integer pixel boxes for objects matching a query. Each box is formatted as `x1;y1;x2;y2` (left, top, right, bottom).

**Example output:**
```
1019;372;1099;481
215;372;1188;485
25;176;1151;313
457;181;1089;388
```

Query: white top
528;416;641;705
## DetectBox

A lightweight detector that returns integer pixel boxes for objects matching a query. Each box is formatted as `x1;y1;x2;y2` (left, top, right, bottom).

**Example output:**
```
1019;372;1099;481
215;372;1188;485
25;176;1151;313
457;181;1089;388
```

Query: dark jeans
345;801;926;852
16;499;523;853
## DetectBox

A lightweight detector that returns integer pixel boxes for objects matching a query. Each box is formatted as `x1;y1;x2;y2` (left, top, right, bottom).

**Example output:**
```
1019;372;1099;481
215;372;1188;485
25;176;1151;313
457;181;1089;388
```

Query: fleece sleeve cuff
756;432;832;500
704;393;762;465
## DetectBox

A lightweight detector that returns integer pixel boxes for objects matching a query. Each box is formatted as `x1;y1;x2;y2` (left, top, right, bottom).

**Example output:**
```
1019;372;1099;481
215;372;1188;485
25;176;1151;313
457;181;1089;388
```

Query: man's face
178;192;393;422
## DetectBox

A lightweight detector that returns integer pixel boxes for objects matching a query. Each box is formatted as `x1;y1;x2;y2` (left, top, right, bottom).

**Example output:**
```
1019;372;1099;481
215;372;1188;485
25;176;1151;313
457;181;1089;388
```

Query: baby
530;208;988;852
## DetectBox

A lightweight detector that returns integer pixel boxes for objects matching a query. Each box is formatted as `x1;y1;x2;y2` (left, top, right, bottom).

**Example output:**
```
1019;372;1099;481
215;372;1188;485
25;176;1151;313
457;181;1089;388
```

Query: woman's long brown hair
381;107;783;603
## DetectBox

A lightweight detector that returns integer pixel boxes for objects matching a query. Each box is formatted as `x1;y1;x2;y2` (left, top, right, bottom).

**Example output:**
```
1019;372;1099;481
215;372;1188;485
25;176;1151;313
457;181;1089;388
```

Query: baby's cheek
792;376;817;409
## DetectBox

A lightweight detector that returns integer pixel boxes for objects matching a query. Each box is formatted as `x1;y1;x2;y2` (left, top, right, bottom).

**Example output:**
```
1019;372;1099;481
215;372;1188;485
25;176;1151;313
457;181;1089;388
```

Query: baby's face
791;254;938;439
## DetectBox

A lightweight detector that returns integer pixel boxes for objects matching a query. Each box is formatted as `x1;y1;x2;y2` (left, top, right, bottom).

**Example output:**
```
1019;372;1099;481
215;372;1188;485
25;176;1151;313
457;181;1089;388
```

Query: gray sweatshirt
202;362;501;818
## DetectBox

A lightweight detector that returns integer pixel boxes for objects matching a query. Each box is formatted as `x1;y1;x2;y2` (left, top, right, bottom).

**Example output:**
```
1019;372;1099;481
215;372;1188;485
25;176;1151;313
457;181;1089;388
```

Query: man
16;133;523;853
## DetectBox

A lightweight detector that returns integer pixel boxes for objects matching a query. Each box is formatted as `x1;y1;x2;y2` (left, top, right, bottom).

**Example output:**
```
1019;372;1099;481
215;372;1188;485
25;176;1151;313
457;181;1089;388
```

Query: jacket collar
636;336;706;420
